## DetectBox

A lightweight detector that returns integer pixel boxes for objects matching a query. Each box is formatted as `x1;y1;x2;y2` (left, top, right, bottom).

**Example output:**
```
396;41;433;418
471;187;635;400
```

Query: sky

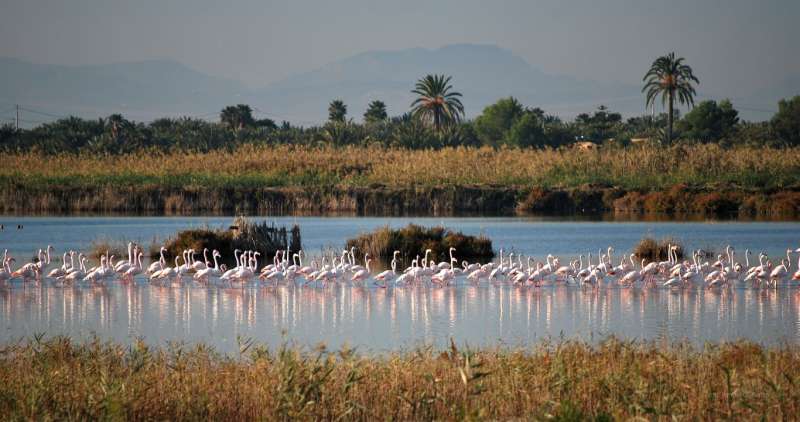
1;0;798;108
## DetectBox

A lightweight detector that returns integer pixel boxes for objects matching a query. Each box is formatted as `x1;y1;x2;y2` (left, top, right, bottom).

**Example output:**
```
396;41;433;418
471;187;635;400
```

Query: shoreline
3;184;799;219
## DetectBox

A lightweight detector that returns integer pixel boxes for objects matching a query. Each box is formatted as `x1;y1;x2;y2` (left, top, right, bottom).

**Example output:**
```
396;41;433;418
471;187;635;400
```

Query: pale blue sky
1;0;797;102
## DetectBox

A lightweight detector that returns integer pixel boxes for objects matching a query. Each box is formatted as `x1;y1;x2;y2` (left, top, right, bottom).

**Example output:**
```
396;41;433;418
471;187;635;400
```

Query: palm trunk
667;92;674;145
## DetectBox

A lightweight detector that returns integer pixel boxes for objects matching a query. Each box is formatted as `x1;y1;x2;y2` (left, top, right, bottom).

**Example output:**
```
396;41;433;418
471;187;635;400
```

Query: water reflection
0;284;798;352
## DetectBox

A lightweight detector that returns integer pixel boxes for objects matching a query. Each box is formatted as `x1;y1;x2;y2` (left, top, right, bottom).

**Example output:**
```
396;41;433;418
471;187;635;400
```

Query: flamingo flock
2;242;800;290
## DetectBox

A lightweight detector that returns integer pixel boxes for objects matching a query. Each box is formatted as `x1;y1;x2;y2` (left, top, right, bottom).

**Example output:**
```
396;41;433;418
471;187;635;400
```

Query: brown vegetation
1;337;798;420
633;237;685;262
155;217;301;267
345;224;494;265
1;144;799;217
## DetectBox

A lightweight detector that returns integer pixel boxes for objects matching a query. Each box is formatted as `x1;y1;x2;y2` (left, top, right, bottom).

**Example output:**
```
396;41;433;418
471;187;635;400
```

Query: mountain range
1;44;796;125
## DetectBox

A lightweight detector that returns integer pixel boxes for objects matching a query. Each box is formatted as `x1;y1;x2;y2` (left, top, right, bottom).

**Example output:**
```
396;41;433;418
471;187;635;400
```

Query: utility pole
15;104;19;130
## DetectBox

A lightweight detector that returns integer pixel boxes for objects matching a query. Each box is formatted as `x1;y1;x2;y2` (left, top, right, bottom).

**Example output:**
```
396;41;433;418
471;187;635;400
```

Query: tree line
1;53;799;154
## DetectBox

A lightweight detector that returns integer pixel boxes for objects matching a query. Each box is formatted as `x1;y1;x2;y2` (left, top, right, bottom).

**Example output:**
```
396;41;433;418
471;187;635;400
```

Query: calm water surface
1;216;799;352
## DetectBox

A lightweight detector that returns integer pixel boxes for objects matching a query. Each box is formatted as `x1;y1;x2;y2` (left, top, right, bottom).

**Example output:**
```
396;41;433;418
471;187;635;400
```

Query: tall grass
0;336;798;420
3;144;799;190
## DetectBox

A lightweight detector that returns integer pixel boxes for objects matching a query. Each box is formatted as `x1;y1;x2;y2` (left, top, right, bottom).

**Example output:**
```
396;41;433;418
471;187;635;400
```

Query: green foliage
575;105;623;142
0;95;792;156
323;121;364;146
678;99;739;142
328;99;347;123
363;100;388;124
736;121;778;146
474;97;525;145
504;111;547;147
771;95;800;145
475;97;573;148
220;104;255;130
643;52;700;144
411;74;464;131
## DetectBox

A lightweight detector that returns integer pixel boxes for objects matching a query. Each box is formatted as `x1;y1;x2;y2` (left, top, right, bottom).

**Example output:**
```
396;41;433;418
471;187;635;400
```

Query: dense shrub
345;224;494;265
633;237;684;261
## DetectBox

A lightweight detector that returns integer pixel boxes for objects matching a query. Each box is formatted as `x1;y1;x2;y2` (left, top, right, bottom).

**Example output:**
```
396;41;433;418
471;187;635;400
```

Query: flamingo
374;251;400;287
148;247;167;274
351;254;372;283
194;250;222;282
123;252;144;279
620;259;646;288
62;256;88;284
48;251;71;278
0;257;14;284
151;256;180;283
191;249;209;272
769;249;793;288
114;242;134;272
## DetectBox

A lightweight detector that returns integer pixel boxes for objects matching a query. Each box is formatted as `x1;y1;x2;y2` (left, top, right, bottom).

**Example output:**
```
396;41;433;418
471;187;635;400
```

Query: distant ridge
249;44;643;122
0;57;247;122
1;45;789;124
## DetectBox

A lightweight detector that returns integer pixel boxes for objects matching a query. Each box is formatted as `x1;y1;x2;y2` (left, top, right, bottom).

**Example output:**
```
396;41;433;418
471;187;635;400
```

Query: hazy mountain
0;58;247;122
8;45;787;125
250;44;643;123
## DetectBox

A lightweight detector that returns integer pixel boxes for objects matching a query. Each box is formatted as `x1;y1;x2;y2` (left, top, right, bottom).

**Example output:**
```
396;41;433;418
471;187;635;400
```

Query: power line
18;106;68;119
251;106;317;125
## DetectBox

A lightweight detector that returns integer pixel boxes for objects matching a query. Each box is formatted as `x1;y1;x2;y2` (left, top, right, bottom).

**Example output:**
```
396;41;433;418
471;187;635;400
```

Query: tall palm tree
220;104;255;131
642;52;699;145
364;100;388;124
328;100;347;123
410;74;464;132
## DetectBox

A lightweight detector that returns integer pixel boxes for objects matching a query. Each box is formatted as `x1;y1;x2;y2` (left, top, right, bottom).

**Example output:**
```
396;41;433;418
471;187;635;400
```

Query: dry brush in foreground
0;336;798;420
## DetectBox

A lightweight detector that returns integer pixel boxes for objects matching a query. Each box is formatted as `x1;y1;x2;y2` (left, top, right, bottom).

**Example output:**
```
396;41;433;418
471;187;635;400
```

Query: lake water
1;216;799;352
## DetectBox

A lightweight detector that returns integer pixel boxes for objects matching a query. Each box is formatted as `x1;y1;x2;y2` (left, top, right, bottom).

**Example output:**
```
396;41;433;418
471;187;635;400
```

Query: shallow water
1;283;799;353
1;216;799;352
1;215;798;262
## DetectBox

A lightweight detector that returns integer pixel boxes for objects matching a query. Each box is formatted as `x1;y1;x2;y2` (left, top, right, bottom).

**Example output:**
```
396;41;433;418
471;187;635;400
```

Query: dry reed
0;336;798;420
3;144;799;191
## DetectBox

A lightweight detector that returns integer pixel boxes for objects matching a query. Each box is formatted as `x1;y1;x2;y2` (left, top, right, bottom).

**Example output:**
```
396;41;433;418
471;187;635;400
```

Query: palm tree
328;100;347;123
364;100;388;124
220;104;255;131
642;52;699;144
410;74;464;132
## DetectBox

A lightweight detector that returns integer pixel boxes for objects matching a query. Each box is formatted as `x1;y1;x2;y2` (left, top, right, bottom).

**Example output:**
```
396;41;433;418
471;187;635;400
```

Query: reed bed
345;224;494;264
156;217;301;267
633;237;685;262
3;144;799;191
0;336;798;420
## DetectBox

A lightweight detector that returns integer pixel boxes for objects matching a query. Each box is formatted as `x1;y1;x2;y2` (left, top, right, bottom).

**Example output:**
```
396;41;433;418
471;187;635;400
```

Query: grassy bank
2;144;800;216
0;337;798;420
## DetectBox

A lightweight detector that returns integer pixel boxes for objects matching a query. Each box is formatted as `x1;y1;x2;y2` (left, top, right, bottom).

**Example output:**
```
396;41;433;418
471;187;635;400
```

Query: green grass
0;336;798;420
